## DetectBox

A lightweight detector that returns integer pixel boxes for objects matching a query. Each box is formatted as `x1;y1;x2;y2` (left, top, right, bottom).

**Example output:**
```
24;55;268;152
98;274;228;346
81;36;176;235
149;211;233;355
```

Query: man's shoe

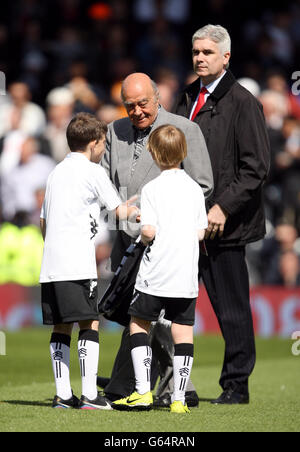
105;392;125;402
211;389;249;405
154;391;199;408
96;376;110;389
112;391;153;411
153;393;171;408
186;391;200;407
79;393;113;410
170;401;191;414
52;393;80;409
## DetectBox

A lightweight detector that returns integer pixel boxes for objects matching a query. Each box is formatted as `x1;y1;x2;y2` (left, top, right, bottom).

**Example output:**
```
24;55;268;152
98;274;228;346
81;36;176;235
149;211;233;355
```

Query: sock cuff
50;333;71;347
130;332;149;350
174;343;194;357
78;329;99;344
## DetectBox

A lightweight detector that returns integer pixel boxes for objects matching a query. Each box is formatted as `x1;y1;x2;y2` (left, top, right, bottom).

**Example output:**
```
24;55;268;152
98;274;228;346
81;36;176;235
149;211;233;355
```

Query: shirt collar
161;168;183;176
132;105;161;137
201;70;227;94
66;152;89;161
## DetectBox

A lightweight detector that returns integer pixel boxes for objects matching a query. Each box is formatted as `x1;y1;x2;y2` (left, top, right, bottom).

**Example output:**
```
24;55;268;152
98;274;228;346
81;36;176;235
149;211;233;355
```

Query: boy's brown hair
147;124;187;169
66;112;107;152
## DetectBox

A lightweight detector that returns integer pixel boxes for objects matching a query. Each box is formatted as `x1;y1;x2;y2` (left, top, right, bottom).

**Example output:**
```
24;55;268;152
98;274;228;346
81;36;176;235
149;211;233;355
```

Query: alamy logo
292;72;300;96
0;72;5;96
291;331;300;356
179;367;190;377
0;331;6;356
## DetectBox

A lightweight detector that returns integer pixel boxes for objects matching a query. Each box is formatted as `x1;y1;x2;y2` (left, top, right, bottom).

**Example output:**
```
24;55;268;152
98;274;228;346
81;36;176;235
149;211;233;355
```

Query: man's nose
133;105;143;115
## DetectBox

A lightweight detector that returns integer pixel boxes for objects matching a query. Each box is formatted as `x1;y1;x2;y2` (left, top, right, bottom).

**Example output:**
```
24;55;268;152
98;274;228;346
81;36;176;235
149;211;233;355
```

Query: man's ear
223;51;231;67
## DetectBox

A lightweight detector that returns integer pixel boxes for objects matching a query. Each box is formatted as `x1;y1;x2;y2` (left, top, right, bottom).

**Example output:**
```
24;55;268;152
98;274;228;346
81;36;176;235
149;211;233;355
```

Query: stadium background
0;0;300;337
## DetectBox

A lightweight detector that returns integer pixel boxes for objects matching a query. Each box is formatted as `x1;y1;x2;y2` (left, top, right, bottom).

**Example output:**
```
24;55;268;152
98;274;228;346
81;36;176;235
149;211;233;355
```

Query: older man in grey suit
99;73;213;405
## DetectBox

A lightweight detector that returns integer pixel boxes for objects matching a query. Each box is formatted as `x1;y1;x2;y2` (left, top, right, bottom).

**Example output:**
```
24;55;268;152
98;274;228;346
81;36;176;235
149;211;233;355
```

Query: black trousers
104;324;172;398
104;322;197;398
199;246;256;395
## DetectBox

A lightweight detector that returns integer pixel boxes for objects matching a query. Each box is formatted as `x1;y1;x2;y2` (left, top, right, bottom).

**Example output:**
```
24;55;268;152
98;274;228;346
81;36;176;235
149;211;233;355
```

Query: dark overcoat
173;70;270;246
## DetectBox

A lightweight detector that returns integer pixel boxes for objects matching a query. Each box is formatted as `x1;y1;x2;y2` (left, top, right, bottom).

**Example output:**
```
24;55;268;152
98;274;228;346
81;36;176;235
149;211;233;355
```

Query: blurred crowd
1;0;300;288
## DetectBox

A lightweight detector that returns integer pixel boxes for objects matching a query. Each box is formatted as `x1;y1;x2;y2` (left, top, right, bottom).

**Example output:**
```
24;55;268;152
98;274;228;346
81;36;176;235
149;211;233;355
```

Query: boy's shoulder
183;171;205;192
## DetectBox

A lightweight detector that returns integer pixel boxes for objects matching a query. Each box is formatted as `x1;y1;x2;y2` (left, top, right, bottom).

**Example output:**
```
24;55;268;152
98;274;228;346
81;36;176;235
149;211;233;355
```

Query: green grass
0;328;299;432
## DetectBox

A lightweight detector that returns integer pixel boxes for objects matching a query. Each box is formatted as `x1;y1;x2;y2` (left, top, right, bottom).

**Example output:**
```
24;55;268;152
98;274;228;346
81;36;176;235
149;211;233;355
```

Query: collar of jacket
185;70;237;105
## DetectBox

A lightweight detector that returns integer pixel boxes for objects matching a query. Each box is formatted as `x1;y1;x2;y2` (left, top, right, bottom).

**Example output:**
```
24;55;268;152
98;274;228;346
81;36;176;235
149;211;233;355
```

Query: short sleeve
140;185;157;228
94;166;122;211
197;188;208;230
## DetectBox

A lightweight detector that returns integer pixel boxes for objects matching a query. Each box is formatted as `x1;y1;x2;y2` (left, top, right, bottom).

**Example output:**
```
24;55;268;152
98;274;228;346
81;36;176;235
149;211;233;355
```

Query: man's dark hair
66;112;107;152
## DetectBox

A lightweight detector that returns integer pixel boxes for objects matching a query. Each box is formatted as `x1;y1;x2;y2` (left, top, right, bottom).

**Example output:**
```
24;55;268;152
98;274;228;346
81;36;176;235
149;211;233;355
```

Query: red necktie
191;87;208;121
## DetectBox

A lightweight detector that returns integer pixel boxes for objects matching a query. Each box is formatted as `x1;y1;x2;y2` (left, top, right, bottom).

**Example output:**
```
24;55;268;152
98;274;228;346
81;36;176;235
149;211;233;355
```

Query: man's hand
116;195;140;221
205;204;228;240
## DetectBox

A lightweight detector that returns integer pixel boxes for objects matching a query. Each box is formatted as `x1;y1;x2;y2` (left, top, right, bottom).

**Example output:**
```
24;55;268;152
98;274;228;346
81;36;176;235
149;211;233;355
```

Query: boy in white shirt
112;124;208;414
40;113;138;410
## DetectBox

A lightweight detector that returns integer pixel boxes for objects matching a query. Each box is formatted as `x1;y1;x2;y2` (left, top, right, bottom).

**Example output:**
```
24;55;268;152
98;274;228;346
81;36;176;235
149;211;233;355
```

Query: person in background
0;81;46;138
174;24;270;404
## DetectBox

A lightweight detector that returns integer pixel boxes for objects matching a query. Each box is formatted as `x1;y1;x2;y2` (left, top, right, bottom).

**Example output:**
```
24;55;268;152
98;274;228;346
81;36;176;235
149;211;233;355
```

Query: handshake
117;195;141;223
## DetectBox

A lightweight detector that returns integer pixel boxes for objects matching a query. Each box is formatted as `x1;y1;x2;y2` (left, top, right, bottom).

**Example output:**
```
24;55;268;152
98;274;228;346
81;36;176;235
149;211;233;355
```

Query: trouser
104;321;197;398
199;246;256;395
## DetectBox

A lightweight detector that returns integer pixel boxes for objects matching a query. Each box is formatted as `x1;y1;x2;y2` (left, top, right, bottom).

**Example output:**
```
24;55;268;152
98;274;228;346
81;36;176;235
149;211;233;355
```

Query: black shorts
41;279;99;325
128;290;196;326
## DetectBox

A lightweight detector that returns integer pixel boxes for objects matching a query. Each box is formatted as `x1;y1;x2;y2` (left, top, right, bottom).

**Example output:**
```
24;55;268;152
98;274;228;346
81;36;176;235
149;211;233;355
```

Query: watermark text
0;71;5;96
291;71;300;96
291;331;300;356
0;331;6;356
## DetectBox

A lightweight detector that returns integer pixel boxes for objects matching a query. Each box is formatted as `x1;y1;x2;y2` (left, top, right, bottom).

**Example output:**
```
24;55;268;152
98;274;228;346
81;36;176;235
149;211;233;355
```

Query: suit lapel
127;108;169;195
116;125;135;190
128;136;155;196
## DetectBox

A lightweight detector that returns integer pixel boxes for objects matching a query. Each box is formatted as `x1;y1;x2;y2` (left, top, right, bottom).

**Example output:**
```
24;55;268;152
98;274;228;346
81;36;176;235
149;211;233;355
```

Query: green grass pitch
0;328;299;432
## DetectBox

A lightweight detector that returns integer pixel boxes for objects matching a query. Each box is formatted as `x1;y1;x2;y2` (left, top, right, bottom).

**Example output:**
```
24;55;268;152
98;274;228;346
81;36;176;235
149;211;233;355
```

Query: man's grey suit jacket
101;106;214;270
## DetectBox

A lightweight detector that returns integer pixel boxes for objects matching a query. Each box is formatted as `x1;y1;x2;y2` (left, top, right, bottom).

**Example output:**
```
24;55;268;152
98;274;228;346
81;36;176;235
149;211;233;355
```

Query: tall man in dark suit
100;72;214;402
174;24;270;404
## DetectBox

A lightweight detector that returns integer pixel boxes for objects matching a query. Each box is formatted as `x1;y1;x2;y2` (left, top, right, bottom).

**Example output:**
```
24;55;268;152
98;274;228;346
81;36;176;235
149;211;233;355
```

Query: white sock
130;333;152;395
50;333;72;400
172;344;194;405
78;330;99;401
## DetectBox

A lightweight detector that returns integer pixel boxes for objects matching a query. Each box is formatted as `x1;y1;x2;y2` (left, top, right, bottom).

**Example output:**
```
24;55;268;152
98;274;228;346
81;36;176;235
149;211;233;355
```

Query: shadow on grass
2;399;52;408
199;398;215;402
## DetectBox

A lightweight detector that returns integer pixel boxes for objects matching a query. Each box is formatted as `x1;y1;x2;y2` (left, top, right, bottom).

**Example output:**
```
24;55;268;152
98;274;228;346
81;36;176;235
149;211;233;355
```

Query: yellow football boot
170;401;191;414
112;391;153;411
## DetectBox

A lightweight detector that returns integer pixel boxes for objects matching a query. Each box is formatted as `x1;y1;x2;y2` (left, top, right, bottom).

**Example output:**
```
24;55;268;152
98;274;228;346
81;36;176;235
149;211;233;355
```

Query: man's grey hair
192;24;231;55
121;78;160;103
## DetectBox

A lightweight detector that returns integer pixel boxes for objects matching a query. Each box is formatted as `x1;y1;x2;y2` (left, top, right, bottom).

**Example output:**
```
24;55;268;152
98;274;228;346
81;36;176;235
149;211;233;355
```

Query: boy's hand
205;204;228;240
117;195;140;221
126;195;141;222
128;206;141;223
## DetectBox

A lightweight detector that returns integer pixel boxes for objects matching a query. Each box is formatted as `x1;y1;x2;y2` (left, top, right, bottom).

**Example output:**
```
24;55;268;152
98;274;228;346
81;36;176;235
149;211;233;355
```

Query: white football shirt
135;169;208;298
40;152;121;282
